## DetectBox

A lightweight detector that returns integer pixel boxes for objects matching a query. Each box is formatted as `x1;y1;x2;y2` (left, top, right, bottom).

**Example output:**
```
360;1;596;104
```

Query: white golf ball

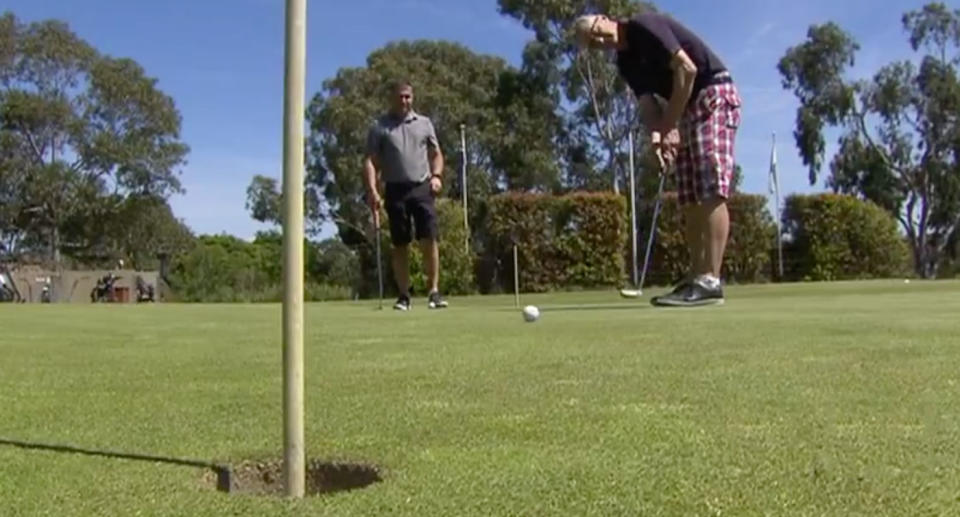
522;305;540;322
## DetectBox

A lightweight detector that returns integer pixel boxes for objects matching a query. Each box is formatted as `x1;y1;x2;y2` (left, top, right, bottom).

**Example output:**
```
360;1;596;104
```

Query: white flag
769;133;780;197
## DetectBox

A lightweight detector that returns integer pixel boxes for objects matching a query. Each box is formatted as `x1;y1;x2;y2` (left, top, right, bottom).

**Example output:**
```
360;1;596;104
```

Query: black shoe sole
651;297;725;307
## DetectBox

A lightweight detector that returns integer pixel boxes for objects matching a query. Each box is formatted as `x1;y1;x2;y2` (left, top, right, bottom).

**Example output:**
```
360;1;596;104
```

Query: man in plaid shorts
574;10;743;307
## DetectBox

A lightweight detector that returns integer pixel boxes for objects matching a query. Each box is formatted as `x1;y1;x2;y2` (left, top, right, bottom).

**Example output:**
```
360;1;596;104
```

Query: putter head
619;288;643;299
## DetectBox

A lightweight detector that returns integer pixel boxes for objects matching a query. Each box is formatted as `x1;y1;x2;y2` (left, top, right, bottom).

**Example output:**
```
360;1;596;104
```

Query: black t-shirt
616;13;728;101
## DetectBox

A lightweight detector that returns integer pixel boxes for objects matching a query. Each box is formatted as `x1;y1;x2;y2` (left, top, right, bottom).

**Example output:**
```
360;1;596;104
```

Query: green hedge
486;192;626;292
168;234;356;303
781;193;910;281
642;193;777;286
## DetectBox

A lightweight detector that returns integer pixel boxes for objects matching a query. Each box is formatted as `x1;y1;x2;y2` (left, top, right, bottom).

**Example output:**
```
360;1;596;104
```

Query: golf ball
522;305;540;322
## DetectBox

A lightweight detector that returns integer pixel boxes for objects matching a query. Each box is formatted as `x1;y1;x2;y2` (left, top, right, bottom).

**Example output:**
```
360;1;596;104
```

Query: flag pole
281;0;306;498
460;124;469;254
628;130;638;286
771;132;784;281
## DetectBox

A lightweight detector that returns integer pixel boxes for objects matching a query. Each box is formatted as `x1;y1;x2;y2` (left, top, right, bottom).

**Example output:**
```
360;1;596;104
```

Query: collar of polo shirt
389;110;419;123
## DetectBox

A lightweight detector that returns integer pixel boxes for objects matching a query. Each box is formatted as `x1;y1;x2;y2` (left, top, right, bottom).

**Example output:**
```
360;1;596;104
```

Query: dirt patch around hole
204;459;383;496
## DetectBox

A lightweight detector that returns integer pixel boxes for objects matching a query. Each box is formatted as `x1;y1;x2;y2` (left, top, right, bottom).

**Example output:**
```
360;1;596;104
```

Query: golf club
374;213;384;310
620;153;668;299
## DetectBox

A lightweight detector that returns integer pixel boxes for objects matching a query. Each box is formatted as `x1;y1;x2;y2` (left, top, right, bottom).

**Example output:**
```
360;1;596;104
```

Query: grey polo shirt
366;111;440;184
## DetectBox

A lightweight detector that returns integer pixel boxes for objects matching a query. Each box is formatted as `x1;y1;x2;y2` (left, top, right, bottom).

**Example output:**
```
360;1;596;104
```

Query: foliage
781;193;911;281
497;0;657;193
244;174;325;237
99;194;194;271
0;12;189;263
168;233;356;303
486;191;626;292
778;2;960;277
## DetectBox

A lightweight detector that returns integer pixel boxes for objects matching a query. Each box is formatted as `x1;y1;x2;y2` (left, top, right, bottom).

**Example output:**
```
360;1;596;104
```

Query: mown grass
1;280;958;515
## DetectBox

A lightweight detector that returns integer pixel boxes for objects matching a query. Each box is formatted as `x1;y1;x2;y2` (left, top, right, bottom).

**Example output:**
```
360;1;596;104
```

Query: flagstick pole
281;0;306;498
776;192;783;280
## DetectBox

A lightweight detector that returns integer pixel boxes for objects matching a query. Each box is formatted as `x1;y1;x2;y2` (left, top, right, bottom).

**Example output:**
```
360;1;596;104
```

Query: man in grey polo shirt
364;80;448;311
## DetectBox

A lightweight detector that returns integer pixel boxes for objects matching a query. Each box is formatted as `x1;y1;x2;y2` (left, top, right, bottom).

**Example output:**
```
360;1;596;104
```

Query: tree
497;0;656;194
103;195;194;270
0;12;189;264
778;2;960;278
244;173;324;236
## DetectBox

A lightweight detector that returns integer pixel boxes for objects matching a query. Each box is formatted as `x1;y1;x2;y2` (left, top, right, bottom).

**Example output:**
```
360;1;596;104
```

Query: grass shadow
495;303;651;313
0;438;383;497
0;438;232;492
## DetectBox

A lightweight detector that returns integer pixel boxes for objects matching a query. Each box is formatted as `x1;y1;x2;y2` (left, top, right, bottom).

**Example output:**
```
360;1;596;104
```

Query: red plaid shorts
675;73;742;206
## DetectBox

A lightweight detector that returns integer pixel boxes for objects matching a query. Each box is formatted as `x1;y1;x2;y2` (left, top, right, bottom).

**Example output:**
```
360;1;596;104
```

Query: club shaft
639;174;666;291
376;227;383;308
513;245;519;308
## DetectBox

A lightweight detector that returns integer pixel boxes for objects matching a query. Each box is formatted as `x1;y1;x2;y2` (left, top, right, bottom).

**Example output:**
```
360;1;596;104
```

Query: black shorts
384;180;437;246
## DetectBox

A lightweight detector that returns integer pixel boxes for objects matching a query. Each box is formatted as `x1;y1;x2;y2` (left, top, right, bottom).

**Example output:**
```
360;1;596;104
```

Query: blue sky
6;0;925;240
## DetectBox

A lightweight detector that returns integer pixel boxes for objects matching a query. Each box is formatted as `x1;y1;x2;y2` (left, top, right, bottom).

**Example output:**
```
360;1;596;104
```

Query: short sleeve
423;119;439;150
365;123;381;157
631;14;681;57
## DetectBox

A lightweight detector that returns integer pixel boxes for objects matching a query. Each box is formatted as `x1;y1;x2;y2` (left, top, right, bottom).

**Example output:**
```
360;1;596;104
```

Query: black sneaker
393;294;411;311
650;280;690;305
651;281;724;307
427;291;448;309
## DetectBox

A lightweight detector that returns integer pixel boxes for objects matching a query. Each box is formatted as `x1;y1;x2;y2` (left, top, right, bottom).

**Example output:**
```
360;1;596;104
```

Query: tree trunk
606;141;621;194
50;225;60;266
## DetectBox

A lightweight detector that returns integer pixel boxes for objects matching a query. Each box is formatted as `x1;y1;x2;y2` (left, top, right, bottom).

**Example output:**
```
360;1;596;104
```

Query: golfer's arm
637;95;662;130
428;147;444;178
662;49;697;131
363;155;379;197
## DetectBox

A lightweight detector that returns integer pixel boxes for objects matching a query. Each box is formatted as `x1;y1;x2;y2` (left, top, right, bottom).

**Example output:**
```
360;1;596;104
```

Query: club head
619;288;643;299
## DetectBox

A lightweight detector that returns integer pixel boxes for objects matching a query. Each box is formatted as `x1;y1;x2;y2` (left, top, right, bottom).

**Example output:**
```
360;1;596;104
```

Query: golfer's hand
654;148;667;174
663;129;680;149
368;192;382;225
429;176;442;196
651;130;679;171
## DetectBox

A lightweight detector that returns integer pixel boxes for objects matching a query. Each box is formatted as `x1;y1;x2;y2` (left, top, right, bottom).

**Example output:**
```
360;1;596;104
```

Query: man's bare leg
683;204;707;281
392;245;410;295
420;238;447;308
419;238;439;293
702;199;730;279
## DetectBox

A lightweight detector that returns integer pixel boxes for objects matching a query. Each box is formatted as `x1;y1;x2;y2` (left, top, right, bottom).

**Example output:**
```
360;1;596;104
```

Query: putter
620;153;668;299
374;215;384;310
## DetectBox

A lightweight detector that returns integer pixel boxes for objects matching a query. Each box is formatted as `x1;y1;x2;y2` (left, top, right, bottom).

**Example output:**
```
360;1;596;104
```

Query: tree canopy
779;2;960;277
0;11;189;265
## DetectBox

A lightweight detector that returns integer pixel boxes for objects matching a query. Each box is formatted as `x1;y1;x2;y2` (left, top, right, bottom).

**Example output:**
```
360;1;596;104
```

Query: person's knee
418;238;438;253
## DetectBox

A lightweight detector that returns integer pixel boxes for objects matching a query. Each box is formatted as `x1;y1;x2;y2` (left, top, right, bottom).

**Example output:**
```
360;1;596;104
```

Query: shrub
781;193;910;281
486;192;626;292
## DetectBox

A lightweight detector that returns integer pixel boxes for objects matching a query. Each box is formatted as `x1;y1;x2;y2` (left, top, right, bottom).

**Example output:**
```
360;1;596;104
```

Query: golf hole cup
522;305;540;322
